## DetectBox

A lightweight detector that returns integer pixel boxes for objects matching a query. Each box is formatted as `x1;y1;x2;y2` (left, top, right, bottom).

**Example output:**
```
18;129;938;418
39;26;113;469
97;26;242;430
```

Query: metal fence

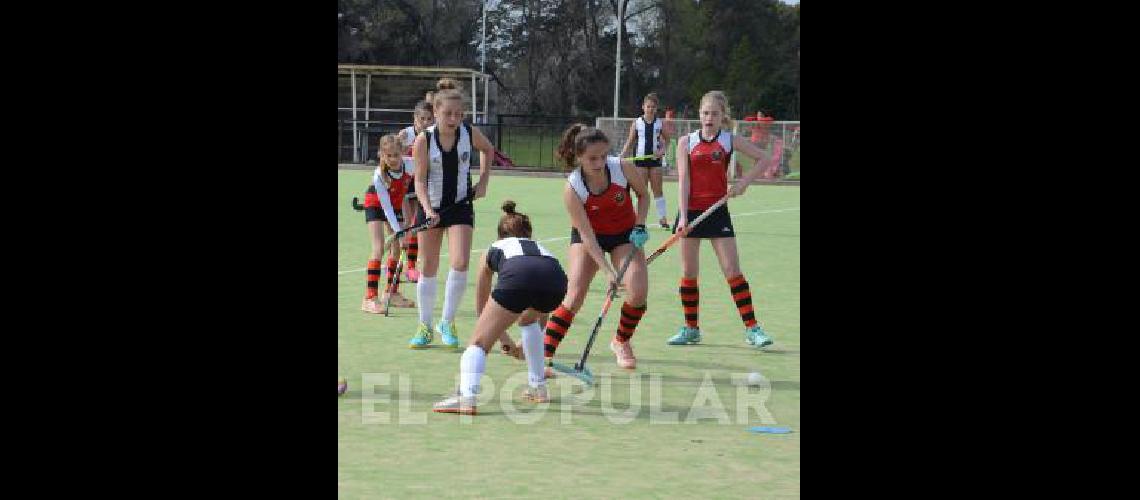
595;117;800;180
337;115;798;179
339;114;591;169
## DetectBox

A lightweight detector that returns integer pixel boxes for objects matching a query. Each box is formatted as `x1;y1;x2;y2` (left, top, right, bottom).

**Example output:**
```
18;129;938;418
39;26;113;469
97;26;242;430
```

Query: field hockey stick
644;195;730;266
382;240;407;317
382;194;471;245
622;154;659;162
551;246;640;386
351;197;365;211
385;179;478;244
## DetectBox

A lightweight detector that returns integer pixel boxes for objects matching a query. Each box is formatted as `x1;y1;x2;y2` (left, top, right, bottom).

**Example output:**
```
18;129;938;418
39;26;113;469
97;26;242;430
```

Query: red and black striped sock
385;257;399;294
543;305;576;358
406;235;418;270
615;302;647;343
727;275;757;328
679;277;699;328
365;259;382;299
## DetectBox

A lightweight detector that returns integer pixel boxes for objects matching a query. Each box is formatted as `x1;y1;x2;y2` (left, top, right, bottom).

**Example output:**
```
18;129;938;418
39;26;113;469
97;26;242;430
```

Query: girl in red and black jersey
666;91;781;349
360;133;416;314
541;124;656;372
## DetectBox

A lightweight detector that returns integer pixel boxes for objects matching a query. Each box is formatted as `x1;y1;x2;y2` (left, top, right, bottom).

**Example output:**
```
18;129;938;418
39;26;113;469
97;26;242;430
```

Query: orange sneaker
361;297;384;314
432;394;477;415
610;339;637;369
405;268;421;283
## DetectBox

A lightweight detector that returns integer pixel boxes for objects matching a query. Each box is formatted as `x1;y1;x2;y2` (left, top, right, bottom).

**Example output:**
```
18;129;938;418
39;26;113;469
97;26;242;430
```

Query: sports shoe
667;326;702;345
432;393;477;415
610;339;637;369
405;268;420;283
436;320;460;348
387;292;415;308
361;297;384;314
521;385;549;403
659;217;671;229
408;323;433;349
746;325;773;348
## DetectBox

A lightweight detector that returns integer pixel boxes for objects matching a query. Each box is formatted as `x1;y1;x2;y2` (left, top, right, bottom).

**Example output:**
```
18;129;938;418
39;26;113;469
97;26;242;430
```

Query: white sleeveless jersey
422;123;473;208
401;126;418;174
635;116;667;165
566;157;627;202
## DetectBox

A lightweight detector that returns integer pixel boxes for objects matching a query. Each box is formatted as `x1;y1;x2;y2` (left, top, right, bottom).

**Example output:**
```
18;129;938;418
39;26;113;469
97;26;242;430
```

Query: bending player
433;201;567;414
541;124;654;373
360;134;416;313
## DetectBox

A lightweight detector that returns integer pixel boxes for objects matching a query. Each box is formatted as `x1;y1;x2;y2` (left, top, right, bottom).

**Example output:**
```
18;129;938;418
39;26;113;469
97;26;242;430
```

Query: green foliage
338;0;800;119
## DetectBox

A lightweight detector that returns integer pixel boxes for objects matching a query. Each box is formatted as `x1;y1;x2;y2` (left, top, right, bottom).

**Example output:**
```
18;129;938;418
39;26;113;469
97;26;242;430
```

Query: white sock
459;345;486;397
417;276;437;325
441;269;468;323
655;196;667;219
519;322;546;388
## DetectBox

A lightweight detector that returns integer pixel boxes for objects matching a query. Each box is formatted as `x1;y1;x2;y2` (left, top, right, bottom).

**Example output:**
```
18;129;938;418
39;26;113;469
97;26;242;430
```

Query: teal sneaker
437;320;460;349
746;325;773;348
408;323;434;349
667;326;702;345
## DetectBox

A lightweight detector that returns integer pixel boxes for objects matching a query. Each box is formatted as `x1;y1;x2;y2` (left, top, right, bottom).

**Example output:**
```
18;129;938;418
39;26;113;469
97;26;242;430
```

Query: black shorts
492;288;567;314
364;207;406;224
570;227;633;253
362;185;407;224
674;204;735;239
416;202;475;229
635;158;662;168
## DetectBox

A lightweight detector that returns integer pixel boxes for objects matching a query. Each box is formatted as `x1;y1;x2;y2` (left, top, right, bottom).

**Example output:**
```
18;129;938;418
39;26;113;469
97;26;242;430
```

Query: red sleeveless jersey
364;168;412;210
567;157;636;235
686;130;733;211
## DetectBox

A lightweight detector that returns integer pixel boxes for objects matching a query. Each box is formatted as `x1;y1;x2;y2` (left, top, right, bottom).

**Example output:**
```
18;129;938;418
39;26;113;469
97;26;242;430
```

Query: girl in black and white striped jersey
433;201;568;415
408;78;497;349
620;93;675;229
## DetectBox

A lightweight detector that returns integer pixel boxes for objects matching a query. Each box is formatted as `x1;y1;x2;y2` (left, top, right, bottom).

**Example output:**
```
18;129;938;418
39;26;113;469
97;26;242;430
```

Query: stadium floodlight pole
612;1;623;118
481;0;487;75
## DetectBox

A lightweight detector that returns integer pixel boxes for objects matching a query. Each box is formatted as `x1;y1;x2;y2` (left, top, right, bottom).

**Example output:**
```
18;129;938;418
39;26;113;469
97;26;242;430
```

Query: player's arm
675;135;691;229
413;133;437;223
620;121;638;159
620;161;650;227
564;186;618;282
474;251;494;317
373;171;402;233
471;126;495;199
